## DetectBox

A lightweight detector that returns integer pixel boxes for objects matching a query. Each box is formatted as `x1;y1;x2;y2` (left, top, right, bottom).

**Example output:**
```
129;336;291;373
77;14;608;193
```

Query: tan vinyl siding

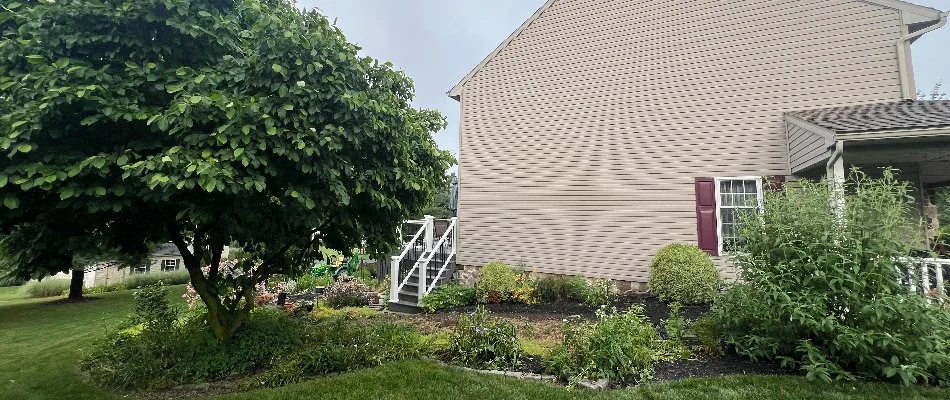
787;121;834;173
456;0;905;282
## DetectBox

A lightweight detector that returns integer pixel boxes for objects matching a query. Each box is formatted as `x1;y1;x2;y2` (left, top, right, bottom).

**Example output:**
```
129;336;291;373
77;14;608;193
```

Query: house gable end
447;0;944;101
447;0;557;100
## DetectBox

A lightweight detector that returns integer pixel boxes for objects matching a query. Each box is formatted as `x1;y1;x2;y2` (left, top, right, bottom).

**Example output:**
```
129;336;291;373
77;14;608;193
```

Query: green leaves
3;196;18;209
714;170;950;386
0;0;454;342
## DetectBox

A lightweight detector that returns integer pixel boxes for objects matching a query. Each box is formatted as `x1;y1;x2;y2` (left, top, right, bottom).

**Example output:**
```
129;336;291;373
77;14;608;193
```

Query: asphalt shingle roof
789;100;950;134
152;243;181;257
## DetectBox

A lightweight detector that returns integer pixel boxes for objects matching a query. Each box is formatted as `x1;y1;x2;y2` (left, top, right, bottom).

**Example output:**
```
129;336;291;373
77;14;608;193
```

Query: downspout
897;12;948;100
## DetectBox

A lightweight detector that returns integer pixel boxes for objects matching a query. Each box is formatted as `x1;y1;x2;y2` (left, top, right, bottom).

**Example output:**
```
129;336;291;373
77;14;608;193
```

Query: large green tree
0;0;453;341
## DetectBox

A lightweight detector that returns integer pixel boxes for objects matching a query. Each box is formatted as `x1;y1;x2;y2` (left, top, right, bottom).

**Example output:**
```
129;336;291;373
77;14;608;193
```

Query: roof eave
446;0;558;101
837;126;950;141
859;0;945;24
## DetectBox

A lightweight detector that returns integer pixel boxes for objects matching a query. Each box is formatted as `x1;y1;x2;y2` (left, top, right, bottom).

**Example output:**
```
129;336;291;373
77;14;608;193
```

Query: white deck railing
902;257;950;295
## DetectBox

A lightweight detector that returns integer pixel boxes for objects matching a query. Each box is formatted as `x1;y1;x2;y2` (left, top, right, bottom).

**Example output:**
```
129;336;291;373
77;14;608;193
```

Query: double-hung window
162;259;180;271
715;177;763;254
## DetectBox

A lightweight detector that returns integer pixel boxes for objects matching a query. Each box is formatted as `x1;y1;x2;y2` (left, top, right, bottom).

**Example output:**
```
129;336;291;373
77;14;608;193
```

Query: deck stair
385;216;458;313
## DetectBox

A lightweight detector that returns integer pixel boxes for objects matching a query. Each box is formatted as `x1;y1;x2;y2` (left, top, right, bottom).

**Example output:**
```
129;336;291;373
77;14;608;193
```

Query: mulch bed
434;294;796;384
652;352;790;382
439;294;710;325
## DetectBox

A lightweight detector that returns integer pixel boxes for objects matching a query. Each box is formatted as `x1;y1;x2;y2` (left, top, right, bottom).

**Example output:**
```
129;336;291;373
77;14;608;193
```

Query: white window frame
714;176;764;255
162;259;179;271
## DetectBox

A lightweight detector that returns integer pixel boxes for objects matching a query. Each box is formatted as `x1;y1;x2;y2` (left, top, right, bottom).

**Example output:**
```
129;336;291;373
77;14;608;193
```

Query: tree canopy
0;0;453;340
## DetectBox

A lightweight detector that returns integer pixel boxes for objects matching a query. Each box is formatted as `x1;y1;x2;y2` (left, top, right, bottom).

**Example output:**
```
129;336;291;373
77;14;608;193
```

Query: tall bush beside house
648;244;720;304
715;169;950;385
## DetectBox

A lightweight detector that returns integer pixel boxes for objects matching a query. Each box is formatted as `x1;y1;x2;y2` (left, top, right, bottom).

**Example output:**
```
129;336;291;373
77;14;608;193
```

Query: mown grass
1;287;948;400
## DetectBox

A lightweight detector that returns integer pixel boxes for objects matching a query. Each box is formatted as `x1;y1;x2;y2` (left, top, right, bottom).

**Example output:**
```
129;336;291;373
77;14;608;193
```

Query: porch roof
784;100;950;174
789;100;950;137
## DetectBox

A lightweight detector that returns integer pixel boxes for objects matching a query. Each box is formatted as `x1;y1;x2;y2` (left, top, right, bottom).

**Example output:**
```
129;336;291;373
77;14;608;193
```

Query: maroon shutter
695;177;718;256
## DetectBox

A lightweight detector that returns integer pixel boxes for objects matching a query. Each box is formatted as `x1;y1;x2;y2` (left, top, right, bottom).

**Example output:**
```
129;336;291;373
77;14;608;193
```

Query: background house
447;0;949;289
49;243;188;288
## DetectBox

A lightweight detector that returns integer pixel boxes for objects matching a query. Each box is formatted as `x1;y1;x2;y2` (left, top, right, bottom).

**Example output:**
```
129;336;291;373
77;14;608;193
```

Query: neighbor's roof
446;0;945;100
788;100;950;134
152;243;181;257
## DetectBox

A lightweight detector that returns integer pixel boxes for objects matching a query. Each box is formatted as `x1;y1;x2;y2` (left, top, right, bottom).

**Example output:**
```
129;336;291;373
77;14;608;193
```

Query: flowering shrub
449;306;521;370
320;276;377;308
512;271;538;304
584;278;615;307
182;259;259;310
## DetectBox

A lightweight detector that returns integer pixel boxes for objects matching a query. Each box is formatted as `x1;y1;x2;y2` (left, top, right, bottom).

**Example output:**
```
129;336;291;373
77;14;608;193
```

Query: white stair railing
423;217;458;296
388;216;458;305
389;218;429;303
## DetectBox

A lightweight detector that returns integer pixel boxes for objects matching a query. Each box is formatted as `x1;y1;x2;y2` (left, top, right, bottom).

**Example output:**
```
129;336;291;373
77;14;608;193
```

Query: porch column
826;141;845;220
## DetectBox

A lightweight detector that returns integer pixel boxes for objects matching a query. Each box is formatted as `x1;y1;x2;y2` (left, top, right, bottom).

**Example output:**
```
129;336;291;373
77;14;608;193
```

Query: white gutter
826;140;844;176
897;12;948;100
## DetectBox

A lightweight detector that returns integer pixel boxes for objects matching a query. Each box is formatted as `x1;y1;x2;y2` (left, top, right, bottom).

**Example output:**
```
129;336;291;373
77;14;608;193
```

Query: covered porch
786;100;950;245
785;100;950;293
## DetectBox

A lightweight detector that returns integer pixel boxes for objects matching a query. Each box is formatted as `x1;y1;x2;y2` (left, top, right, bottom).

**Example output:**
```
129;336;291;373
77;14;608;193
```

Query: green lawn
1;288;948;400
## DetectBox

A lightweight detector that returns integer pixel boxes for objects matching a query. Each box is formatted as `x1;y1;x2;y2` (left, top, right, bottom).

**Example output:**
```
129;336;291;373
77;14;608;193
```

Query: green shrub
546;306;682;387
311;304;379;319
248;318;423;388
648;244;720;304
82;284;185;390
0;274;25;287
295;273;335;292
85;283;126;294
534;275;589;302
23;279;70;298
83;270;190;295
475;261;518;304
450;306;521;370
320;277;377;308
173;307;305;383
420;283;476;313
121;269;190;289
716;169;950;385
688;315;723;355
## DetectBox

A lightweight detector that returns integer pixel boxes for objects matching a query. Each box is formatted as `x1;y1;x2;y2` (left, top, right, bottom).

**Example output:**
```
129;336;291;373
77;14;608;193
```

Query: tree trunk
68;268;84;300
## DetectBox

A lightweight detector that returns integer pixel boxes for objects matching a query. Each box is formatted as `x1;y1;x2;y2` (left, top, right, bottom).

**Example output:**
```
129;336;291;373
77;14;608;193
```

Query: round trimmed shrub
648;244;721;304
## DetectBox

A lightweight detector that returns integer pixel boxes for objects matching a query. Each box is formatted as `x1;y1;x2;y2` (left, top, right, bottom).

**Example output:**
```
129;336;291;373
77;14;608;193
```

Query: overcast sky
301;0;950;161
